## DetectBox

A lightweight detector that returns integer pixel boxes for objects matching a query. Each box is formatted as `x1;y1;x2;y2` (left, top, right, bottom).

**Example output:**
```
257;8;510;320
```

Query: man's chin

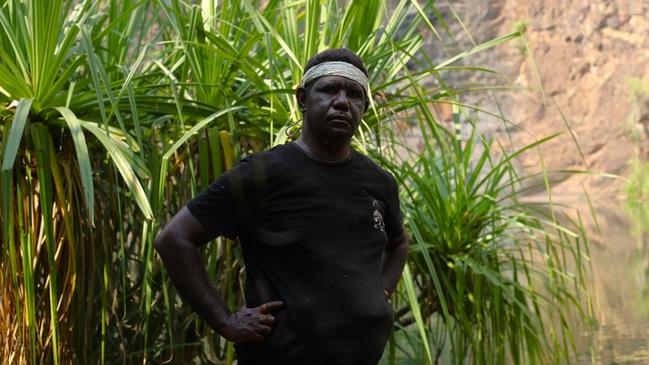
323;130;354;145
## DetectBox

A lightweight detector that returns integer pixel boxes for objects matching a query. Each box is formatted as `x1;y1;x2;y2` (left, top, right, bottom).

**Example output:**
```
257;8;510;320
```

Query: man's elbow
398;237;409;256
386;231;409;253
154;227;176;258
396;231;409;249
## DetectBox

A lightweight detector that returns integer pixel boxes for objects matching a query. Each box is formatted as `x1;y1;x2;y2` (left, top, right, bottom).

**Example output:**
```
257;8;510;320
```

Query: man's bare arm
154;207;282;342
381;229;409;297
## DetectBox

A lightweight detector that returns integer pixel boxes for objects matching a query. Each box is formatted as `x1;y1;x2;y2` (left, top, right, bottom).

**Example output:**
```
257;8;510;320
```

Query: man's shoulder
263;142;294;158
228;143;296;185
352;149;397;183
240;143;293;167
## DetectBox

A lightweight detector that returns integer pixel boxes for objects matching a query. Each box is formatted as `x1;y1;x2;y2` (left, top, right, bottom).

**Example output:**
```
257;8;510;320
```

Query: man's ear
296;86;307;113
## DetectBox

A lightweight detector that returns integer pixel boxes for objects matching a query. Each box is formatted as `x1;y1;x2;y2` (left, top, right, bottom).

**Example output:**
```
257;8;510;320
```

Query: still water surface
577;204;649;364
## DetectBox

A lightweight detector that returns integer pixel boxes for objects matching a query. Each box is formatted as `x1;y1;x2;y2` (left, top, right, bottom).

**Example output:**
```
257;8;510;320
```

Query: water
577;203;649;364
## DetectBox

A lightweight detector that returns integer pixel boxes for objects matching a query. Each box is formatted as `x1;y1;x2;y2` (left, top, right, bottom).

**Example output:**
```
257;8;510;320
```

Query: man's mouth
328;114;352;128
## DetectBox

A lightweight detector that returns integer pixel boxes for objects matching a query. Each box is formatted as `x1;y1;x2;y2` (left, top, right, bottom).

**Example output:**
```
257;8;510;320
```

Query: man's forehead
312;75;364;91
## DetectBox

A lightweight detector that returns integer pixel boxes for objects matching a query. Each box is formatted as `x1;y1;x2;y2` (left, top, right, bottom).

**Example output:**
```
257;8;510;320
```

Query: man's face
298;75;367;144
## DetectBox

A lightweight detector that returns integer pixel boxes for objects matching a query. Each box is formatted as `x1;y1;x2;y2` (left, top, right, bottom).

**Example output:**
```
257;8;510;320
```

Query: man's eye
318;85;336;93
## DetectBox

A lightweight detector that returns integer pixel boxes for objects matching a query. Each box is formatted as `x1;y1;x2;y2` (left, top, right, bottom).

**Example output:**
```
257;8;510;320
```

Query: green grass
625;159;649;233
622;76;648;242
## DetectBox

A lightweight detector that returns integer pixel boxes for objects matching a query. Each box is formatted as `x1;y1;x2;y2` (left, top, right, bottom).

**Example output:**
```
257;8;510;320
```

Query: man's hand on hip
222;301;284;343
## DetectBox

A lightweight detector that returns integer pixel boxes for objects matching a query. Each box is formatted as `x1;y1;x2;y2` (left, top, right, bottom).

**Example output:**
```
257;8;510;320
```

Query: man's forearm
155;237;231;332
382;231;409;296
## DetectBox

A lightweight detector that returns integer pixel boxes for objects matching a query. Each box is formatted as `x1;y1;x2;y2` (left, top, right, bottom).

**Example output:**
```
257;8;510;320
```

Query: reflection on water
577;203;649;364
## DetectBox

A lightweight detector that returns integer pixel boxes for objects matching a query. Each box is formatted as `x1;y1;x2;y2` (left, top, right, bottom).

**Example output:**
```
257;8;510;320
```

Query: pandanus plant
0;0;187;362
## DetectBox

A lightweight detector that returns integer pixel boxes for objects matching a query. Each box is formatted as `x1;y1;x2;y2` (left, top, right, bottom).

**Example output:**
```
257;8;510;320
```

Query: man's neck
294;134;351;163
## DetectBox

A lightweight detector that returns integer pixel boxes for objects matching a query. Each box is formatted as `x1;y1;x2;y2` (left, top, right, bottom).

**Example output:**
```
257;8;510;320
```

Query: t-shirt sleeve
186;156;265;239
385;173;404;240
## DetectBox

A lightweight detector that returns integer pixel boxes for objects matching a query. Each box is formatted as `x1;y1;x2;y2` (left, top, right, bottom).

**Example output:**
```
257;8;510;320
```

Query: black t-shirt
187;142;404;365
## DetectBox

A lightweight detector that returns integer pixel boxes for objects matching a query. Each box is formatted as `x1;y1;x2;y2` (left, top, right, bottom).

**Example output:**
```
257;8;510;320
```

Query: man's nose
331;90;350;110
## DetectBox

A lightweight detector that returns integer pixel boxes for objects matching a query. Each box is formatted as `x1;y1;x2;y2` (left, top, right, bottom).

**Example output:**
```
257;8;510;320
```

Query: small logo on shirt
372;199;385;232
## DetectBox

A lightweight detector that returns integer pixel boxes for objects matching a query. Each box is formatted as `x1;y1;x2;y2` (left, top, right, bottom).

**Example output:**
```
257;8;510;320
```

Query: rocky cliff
439;0;649;200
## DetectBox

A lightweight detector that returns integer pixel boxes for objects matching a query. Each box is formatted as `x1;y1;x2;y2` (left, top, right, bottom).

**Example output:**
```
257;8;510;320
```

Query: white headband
300;61;369;96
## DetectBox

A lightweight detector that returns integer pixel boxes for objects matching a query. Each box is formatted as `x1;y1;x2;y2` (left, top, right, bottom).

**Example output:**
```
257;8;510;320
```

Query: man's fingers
259;314;275;325
258;300;284;314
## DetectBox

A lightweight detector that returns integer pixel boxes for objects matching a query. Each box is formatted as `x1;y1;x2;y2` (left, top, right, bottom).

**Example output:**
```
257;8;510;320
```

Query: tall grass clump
0;0;592;364
376;110;591;364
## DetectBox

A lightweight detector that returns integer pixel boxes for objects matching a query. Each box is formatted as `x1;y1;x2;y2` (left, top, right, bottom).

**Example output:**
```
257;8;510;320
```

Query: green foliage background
0;0;591;364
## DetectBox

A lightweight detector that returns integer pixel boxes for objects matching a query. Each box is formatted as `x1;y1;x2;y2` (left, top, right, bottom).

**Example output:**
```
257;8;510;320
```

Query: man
155;48;409;364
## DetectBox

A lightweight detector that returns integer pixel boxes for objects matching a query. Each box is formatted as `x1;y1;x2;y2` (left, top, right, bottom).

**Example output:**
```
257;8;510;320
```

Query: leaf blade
54;106;95;220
